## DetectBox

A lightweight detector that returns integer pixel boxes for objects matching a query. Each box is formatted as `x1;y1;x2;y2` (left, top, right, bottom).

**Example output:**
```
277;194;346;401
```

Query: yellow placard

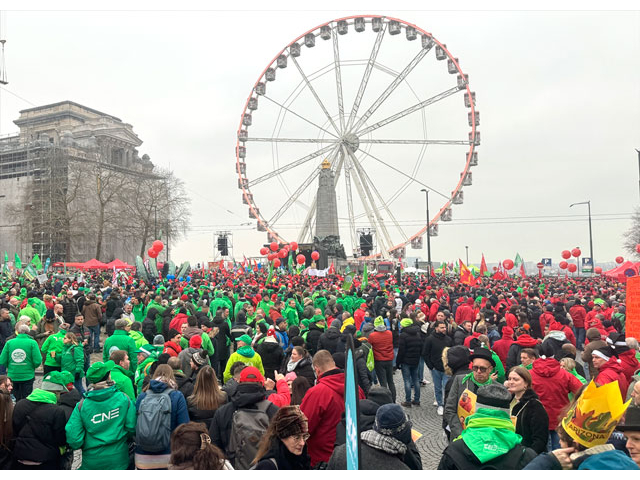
457;388;477;429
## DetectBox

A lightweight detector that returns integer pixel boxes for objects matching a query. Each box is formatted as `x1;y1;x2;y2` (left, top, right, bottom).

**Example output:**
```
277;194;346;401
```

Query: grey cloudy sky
1;2;638;268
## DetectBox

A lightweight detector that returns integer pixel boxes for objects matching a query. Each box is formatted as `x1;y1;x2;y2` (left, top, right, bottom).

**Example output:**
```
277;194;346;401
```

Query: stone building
0;100;158;264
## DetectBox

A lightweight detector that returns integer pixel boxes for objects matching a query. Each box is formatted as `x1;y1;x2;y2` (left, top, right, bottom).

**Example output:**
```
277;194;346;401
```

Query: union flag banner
459;259;475;285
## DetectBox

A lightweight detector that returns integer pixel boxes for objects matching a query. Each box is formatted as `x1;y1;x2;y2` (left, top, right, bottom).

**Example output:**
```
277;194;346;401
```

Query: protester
396;317;423;407
368;317;396;402
506;366;549;453
109;350;136;400
187;365;227;429
617;406;640;468
168;422;232;470
223;334;264;383
0;324;41;401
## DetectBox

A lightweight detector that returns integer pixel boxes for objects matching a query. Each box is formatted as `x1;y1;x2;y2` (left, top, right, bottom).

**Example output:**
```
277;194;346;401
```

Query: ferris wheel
235;15;479;259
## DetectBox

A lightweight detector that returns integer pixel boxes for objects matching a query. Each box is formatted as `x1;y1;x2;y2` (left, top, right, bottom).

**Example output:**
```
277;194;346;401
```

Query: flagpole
420;189;432;276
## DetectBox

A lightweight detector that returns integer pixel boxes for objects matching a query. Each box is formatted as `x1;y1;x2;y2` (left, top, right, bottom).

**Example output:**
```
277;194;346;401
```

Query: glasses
290;434;310;443
472;366;490;373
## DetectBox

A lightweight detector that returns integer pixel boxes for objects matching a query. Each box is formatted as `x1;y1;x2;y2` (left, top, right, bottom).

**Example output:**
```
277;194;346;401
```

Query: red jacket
492;335;514;370
619;349;640;382
531;357;583;429
163;340;182;357
368;330;395;361
455;304;474;325
463;332;481;348
300;369;365;466
548;321;576;347
595;357;628;399
267;378;291;407
169;312;189;331
505;313;518;330
539;312;554;335
569;305;587;328
353;307;367;331
429;301;440;322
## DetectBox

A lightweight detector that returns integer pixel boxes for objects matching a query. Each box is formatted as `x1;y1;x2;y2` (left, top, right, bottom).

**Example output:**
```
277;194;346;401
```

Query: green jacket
18;305;41;328
0;333;42;380
65;385;137;470
41;329;66;367
128;330;149;349
234;300;249;320
257;299;274;316
61;343;84;377
111;364;136;400
103;330;138;374
132;303;146;323
283;306;300;328
179;332;214;356
134;350;160;393
223;346;264;383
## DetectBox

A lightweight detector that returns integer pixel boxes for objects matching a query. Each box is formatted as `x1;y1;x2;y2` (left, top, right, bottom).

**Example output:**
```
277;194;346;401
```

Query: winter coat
61;298;78;326
288;355;316;386
256;337;285;380
179;330;214;356
187;393;227;430
254;438;311;470
208;382;278;459
223;346;264;383
492;334;514;371
135;380;190;455
506;334;539;371
69;323;91;357
548;321;576;346
163;340;182;358
111;364;136;400
438;433;536;469
0;333;42;381
103;330;138;374
212;315;232;360
444;373;490;439
524;444;640;470
300;368;365;466
12;389;68;465
60;342;84;377
618;349;640;382
82;300;103;327
329;434;411;470
304;322;325;356
368;330;394;361
57;388;83;422
41;330;65;367
453;325;470;346
141;315;157;344
66;383;137;470
569;305;587;329
511;389;549;454
595;357;628;399
530;357;583;430
169;313;189;331
395;324;422;367
422;331;453;371
317;327;341;354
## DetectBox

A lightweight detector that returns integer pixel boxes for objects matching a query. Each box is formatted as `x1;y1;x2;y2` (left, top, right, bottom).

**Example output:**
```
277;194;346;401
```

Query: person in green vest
210;291;228;317
128;321;149;348
134;344;161;393
65;360;137;470
131;296;146;323
41;321;69;374
18;298;41;328
223;334;264;383
0;322;42;401
234;296;249;321
103;319;138;375
257;293;274;317
146;295;166;334
109;350;136;400
283;298;300;329
60;331;85;393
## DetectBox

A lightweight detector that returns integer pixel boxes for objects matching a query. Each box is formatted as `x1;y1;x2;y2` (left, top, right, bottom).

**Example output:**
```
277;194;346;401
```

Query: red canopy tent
80;258;109;270
106;259;135;270
604;261;640;282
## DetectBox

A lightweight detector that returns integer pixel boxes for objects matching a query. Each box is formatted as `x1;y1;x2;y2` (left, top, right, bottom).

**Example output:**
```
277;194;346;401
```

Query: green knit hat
86;360;115;384
374;316;386;332
237;334;253;345
400;318;413;328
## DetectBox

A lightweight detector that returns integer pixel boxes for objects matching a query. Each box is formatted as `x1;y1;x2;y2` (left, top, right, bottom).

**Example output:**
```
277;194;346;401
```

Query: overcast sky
1;2;638;268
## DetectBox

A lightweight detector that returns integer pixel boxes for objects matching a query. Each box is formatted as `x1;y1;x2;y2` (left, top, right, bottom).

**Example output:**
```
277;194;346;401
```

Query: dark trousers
13;378;34;402
374;360;396;402
43;364;61;375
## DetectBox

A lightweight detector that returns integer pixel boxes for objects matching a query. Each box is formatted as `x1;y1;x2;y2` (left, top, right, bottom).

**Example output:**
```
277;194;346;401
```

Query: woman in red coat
592;346;628;399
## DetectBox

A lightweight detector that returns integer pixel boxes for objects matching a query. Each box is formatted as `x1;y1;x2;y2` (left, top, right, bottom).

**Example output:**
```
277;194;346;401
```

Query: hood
600;357;624;374
58;388;83;408
232;382;267;408
183;326;203;339
318;369;346;398
515;334;538;347
85;384;120;402
237;345;256;358
113;364;134;379
324;328;341;340
359;398;381;416
26;388;58;404
545;330;567;342
531;357;561;377
149;379;171;393
401;324;420;336
308;321;325;332
260;340;281;353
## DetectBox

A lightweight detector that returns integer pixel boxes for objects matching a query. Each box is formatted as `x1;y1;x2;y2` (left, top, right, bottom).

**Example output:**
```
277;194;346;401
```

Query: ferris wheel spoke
350;46;430;135
345;147;395;252
248;143;336;187
348;150;409;244
247;137;339;143
357;86;460;136
357;148;450;200
342;153;358;255
358;139;469;145
263;95;339;139
290;55;341;135
346;24;386;133
267;168;321;227
332;26;345;133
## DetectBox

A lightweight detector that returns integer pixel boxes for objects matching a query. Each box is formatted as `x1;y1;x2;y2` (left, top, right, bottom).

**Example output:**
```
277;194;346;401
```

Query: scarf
458;408;522;464
461;371;493;388
361;429;407;456
287;358;302;372
237;345;255;358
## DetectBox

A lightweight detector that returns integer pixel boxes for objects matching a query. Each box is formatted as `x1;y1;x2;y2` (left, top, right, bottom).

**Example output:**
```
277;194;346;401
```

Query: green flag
266;261;274;284
3;251;7;264
2;263;10;277
24;265;37;281
14;253;21;269
514;253;523;267
362;263;368;288
30;253;43;271
288;252;294;273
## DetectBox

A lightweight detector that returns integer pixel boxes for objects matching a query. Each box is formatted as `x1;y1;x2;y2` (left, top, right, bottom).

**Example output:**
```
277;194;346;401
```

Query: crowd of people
0;266;639;470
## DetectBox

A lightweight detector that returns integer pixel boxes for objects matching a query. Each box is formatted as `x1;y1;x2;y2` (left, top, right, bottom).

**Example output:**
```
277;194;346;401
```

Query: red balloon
503;259;514;270
616;256;624;264
279;249;288;259
273;258;281;268
311;251;320;261
296;254;306;265
561;250;571;260
559;261;568;269
492;266;498;272
636;244;640;254
152;240;164;252
594;266;603;274
259;247;268;256
148;248;158;259
568;263;577;273
267;253;277;261
571;248;581;258
290;241;298;251
270;241;278;252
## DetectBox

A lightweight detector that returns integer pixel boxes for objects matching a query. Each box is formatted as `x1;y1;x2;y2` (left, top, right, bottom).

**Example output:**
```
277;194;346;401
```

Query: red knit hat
189;336;203;349
181;294;188;301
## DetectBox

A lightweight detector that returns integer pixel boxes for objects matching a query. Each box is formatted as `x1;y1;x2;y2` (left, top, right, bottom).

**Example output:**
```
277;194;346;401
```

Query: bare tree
623;206;640;259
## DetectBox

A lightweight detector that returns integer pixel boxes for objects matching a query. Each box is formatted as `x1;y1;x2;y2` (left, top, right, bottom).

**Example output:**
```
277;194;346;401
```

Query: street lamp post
420;189;432;276
465;246;469;266
569;201;593;275
636;149;640;201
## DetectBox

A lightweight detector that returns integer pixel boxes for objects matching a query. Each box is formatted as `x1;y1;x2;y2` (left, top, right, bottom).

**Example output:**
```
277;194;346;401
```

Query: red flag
459;258;474;285
328;262;335;275
519;263;526;278
219;260;225;271
430;267;436;278
480;254;488;277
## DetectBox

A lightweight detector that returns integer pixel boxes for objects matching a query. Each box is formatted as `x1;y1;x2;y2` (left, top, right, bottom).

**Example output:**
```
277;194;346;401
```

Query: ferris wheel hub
342;132;360;153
